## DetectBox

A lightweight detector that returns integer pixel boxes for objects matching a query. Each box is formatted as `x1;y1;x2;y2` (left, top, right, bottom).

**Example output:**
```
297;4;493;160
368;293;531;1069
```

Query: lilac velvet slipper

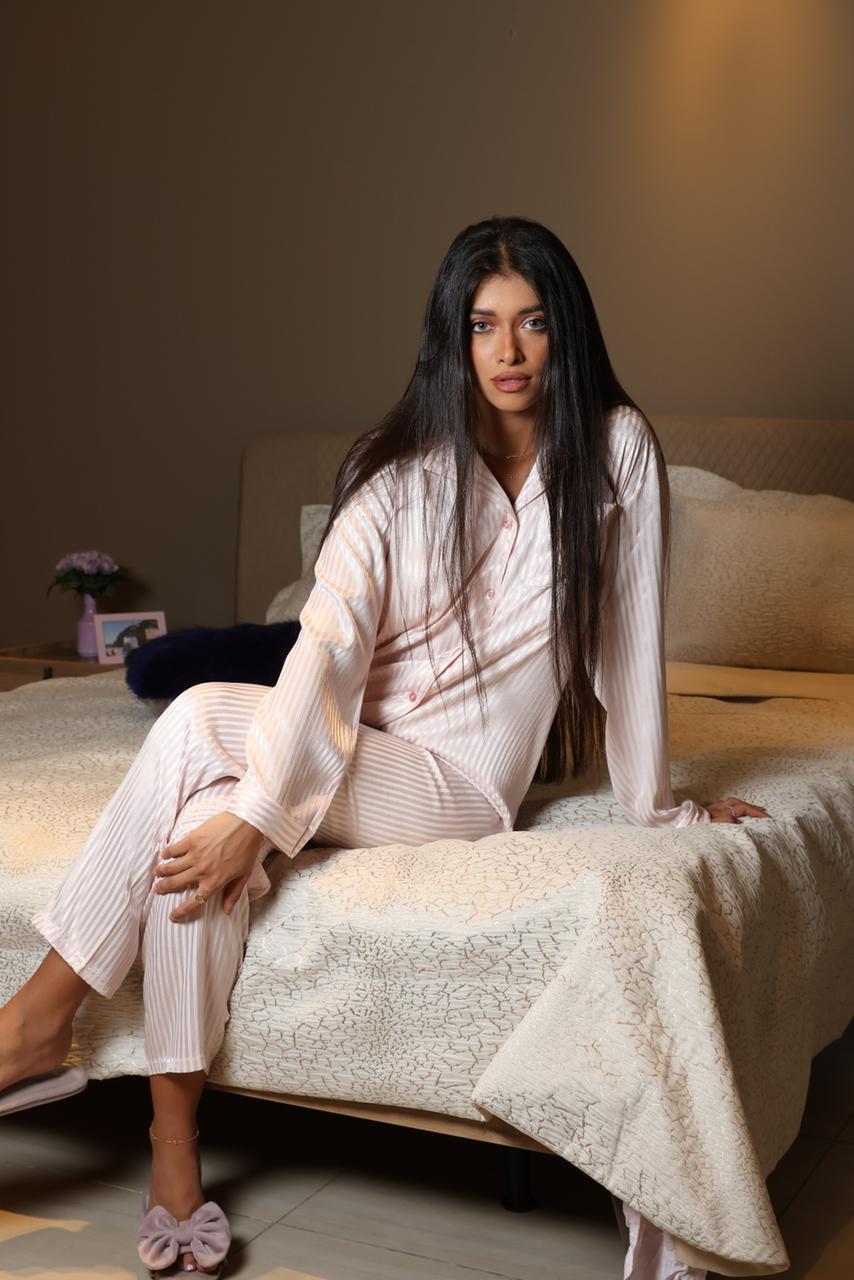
0;1063;88;1117
137;1191;231;1277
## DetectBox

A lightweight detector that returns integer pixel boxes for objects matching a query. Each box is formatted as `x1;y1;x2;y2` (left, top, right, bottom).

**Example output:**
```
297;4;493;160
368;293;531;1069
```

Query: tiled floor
0;1019;852;1279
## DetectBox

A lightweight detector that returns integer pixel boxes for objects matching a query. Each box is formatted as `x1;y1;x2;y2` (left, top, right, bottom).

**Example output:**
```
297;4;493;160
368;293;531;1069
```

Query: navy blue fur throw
124;621;302;700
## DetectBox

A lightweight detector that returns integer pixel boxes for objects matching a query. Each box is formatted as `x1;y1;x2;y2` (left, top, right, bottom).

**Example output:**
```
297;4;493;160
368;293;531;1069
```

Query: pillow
665;466;854;672
124;621;301;700
266;503;332;623
665;465;742;500
262;481;854;674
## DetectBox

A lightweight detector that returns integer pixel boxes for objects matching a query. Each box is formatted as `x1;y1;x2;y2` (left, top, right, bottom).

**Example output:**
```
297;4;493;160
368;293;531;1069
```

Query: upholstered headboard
235;415;854;624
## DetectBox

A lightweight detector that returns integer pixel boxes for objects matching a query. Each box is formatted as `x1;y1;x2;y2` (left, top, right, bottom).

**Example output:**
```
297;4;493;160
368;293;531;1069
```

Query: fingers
154;853;192;879
155;842;212;892
222;875;250;916
155;834;198;880
152;812;261;922
703;797;775;823
167;877;249;923
726;796;774;819
155;863;208;894
709;810;743;824
160;834;191;862
153;843;214;923
169;886;213;925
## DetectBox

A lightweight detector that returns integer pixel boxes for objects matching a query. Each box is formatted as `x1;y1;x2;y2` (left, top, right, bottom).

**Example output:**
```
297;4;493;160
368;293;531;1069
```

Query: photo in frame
94;611;167;664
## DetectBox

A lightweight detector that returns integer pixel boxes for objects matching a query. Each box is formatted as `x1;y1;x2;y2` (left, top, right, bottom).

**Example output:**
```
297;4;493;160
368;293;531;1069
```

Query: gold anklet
149;1126;199;1144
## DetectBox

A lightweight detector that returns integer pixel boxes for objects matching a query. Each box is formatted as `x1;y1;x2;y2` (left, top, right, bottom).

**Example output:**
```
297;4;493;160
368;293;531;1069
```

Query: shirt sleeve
224;467;395;853
592;411;711;828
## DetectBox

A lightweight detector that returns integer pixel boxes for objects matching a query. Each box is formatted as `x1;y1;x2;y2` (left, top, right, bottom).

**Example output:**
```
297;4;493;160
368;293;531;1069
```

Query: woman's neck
475;407;536;460
474;409;538;508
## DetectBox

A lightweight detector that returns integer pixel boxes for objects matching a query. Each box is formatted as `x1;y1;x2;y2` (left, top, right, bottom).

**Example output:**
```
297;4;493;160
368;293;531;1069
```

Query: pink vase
77;592;99;659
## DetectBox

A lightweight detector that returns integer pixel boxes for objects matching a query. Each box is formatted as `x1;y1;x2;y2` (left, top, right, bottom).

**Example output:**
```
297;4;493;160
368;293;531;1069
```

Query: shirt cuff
667;797;712;826
626;796;712;827
224;783;312;857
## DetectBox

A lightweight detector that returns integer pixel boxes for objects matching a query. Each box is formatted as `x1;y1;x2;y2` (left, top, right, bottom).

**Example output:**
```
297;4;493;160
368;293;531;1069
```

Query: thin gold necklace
477;440;535;462
476;441;536;486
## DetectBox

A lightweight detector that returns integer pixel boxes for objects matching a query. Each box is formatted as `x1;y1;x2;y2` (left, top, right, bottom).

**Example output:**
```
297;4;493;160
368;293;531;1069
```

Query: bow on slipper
137;1199;231;1272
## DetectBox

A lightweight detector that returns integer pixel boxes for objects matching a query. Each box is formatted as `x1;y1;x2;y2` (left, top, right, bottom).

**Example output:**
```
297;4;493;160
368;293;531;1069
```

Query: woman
0;216;769;1277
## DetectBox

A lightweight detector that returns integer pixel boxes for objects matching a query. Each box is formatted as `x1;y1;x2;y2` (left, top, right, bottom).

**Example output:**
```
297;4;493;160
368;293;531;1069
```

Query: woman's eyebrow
470;304;544;316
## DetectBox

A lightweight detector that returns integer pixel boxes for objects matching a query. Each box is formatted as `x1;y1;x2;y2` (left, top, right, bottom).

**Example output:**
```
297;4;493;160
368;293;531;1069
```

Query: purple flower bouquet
48;549;130;599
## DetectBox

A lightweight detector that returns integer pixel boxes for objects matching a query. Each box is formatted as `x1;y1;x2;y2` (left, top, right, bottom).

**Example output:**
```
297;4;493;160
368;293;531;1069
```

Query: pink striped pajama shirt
224;402;710;851
31;403;709;1278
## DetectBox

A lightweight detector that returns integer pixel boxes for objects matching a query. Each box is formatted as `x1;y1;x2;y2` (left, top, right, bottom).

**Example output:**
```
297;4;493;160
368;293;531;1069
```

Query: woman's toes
180;1252;218;1273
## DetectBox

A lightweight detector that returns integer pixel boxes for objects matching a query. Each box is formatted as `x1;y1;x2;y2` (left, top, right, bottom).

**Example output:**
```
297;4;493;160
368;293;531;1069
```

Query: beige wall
3;0;852;646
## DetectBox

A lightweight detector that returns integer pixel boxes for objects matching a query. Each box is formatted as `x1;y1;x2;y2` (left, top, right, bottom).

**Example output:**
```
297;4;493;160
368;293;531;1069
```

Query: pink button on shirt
225;405;711;854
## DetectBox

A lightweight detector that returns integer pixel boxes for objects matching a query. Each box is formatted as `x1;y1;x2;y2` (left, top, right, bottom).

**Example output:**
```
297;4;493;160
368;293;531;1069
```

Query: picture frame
94;611;168;664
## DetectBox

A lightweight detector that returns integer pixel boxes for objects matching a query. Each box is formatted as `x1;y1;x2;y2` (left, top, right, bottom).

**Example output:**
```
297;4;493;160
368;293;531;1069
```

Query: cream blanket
1;669;853;1273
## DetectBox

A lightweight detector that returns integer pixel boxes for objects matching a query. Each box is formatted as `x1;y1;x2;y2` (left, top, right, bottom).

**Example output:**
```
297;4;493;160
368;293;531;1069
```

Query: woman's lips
492;376;531;393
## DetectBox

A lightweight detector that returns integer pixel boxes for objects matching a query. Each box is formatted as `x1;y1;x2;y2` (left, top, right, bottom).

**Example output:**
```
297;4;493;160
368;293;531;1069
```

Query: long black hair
320;215;657;785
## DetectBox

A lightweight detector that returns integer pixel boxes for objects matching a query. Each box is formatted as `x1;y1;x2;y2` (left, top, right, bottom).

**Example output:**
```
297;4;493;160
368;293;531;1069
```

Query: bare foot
0;1002;73;1093
148;1136;220;1275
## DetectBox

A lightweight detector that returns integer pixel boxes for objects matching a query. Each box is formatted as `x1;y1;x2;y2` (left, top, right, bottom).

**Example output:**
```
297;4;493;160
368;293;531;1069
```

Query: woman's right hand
154;812;268;921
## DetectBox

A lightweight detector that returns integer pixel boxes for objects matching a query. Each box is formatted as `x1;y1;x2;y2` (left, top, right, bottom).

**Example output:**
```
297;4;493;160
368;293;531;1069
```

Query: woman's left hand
154;812;268;922
704;796;773;823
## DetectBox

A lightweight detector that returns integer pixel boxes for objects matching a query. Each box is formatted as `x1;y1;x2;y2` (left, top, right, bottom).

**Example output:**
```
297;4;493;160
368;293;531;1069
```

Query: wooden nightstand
0;642;118;692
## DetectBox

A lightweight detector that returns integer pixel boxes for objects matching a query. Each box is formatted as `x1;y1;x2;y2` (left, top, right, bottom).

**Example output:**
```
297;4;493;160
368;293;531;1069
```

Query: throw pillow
124;621;301;700
266;503;332;623
665;467;854;672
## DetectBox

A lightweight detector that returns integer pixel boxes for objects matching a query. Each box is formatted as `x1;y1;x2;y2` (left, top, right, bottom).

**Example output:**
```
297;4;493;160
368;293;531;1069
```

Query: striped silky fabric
225;405;711;855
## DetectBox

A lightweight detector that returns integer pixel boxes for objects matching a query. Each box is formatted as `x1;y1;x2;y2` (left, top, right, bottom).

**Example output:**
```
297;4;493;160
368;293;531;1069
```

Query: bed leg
500;1146;536;1211
610;1192;630;1248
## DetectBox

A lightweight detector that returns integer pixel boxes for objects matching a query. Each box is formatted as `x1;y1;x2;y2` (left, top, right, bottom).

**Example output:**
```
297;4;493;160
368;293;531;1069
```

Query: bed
2;414;853;1277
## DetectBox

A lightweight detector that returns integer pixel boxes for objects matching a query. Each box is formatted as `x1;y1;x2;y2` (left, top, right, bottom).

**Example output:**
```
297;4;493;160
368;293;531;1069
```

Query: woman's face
468;272;548;419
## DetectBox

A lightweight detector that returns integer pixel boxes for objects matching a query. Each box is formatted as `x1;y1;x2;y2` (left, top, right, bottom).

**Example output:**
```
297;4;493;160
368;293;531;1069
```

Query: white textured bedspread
2;670;853;1273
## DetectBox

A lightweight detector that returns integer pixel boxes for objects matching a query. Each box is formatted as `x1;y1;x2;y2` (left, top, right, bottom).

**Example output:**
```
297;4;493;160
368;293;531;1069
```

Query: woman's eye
470;317;546;333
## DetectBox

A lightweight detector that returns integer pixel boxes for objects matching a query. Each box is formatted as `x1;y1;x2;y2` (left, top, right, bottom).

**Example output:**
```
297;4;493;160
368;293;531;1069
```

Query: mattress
1;667;853;1273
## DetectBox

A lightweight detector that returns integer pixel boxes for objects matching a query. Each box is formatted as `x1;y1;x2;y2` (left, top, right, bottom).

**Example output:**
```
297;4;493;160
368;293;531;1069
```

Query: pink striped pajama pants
31;681;504;1075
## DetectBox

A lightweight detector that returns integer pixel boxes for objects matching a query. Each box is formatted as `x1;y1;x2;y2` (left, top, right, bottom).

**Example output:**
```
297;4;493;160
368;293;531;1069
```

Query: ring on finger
193;891;207;906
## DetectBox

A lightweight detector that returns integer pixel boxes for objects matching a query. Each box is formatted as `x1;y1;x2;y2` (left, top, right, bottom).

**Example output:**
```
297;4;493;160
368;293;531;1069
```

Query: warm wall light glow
639;0;835;188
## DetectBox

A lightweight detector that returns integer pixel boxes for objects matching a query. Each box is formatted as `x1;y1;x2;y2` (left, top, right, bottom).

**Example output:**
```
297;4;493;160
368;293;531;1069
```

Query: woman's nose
498;328;523;364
